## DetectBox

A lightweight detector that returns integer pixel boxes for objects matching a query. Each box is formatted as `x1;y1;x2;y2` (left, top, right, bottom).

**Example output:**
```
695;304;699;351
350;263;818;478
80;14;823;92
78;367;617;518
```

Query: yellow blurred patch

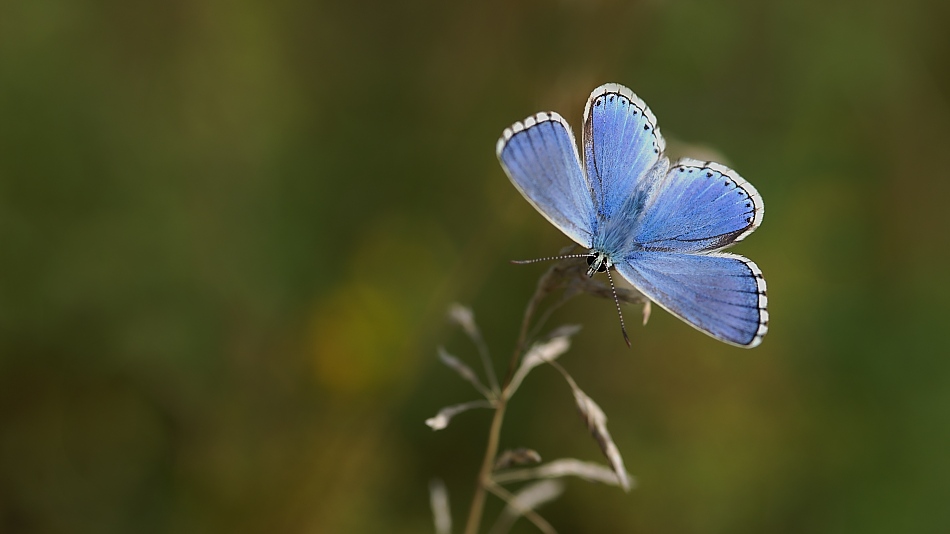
309;217;454;394
311;282;413;394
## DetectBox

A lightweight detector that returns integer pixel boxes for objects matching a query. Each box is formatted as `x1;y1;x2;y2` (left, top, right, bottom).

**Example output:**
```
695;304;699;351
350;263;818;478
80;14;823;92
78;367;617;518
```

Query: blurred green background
2;0;950;532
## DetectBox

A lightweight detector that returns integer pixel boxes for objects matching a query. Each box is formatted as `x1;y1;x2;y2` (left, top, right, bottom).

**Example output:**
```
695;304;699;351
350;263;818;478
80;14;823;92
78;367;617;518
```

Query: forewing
634;159;764;253
614;252;768;347
497;112;595;247
583;83;666;220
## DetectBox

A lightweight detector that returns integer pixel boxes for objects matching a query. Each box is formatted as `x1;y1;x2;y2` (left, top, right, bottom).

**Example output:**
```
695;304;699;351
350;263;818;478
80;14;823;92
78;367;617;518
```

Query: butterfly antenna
510;254;589;265
604;266;631;347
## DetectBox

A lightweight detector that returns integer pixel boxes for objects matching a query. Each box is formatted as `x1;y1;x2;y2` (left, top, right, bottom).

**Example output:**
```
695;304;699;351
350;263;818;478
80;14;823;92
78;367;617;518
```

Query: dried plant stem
464;266;558;534
464;401;507;534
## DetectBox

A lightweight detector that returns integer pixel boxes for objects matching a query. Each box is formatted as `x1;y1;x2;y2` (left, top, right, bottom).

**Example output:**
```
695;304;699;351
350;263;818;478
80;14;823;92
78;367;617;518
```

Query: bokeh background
2;0;950;532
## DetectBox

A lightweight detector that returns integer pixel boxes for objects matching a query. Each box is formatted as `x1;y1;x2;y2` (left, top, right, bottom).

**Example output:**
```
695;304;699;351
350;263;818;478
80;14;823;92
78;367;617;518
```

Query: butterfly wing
634;159;764;253
583;83;666;220
497;112;595;247
614;251;768;347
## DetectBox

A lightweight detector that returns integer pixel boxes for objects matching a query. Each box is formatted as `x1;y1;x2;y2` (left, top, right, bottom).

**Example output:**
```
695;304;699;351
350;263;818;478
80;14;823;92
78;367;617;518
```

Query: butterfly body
497;83;768;348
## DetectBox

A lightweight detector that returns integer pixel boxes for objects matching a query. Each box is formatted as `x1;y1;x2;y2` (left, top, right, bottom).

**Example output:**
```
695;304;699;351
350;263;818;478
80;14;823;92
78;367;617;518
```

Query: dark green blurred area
2;0;950;532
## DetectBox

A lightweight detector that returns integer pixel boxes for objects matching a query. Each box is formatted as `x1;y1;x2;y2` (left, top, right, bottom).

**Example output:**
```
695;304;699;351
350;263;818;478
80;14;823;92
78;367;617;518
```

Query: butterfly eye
586;255;608;272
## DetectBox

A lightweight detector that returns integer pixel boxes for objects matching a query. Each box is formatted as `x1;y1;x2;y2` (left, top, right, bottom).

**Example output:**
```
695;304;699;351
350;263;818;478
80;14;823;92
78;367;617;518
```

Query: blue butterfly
497;83;768;347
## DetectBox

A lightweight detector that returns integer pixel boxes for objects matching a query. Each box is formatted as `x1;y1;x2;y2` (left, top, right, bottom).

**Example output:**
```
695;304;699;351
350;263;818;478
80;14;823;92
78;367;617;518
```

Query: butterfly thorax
587;212;644;277
587;157;669;260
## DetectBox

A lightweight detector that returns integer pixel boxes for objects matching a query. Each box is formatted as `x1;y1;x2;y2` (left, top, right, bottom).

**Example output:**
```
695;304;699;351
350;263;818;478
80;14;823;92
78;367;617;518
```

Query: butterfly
496;83;768;347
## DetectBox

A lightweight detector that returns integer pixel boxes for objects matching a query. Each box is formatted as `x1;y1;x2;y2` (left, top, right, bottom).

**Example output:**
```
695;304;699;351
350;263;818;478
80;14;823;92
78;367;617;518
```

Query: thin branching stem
464;400;507;534
464;264;558;534
506;265;557;387
525;290;574;345
474;332;500;394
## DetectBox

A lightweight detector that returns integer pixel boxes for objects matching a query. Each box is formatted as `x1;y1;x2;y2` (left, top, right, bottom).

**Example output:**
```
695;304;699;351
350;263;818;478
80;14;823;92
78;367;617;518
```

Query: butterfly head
585;251;612;278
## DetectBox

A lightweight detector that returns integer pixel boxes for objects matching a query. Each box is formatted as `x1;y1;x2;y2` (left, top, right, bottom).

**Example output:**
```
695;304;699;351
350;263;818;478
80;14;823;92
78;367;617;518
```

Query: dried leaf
429;478;451;534
494;448;542;470
506;336;571;397
447;303;478;338
491;480;564;534
493;458;635;488
540;358;633;492
543;324;582;341
425;400;493;431
572;388;632;491
552;259;647;305
438;347;491;399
